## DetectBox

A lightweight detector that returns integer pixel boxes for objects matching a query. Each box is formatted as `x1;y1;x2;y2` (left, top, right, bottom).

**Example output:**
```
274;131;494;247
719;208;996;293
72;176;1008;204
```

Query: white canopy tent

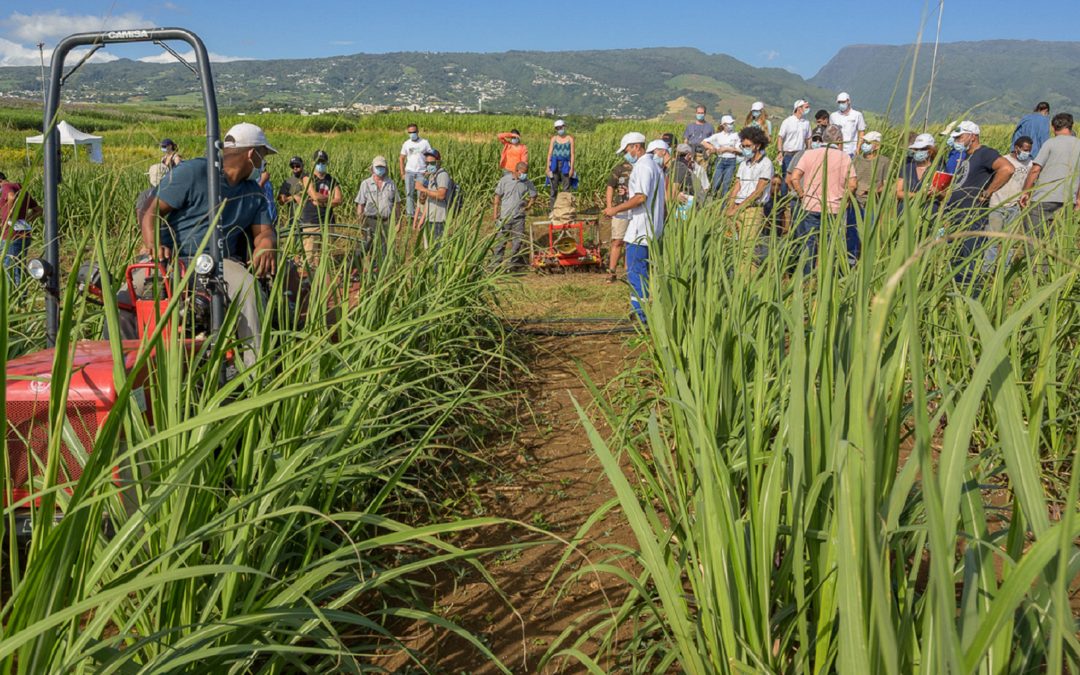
25;120;104;164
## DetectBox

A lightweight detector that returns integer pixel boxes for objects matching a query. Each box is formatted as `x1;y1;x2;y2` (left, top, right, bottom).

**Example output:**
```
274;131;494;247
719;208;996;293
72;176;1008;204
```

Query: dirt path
386;324;639;673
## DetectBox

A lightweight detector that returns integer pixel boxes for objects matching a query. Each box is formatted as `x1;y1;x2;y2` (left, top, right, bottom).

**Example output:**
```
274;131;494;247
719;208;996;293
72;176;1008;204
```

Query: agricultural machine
529;218;604;272
4;28;230;536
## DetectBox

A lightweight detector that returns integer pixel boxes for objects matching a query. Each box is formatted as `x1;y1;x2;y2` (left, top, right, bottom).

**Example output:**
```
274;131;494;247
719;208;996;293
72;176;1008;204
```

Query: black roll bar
42;28;223;347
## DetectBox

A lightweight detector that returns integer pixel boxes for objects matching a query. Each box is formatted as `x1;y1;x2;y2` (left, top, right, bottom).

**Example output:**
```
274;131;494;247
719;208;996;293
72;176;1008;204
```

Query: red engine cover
5;341;145;506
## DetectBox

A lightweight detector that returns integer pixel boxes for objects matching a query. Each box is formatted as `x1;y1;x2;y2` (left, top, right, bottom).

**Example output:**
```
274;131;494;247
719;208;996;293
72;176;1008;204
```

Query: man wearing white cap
603;132;665;321
830;92;866;157
133;122;277;365
943;120;1014;279
852;131;891;209
776;100;813;224
703;115;740;197
355;155;400;259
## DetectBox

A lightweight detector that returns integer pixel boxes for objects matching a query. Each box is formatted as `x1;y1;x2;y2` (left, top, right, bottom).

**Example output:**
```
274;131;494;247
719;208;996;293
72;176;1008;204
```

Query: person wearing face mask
546;120;575;209
647;140;674;214
277;156;307;227
603;132;665;322
896;133;936;206
604;157;634;283
491;161;538;270
852;131;891;210
300;150;343;266
159;138;182;169
744;102;773;141
413;148;454;244
497;128;528;174
683;104;715;156
129;122;277;365
983;136;1033;268
775;100;813;231
399;123;433;220
725;126;774;242
1019;113;1080;238
830;93;866;157
703;115;740;198
354;155;400;260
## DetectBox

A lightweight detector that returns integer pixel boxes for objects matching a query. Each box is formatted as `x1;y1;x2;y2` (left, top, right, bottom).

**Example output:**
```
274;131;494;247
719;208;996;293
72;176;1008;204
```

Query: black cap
423;148;441;160
313;150;329;163
160;138;175;148
289;156;303;167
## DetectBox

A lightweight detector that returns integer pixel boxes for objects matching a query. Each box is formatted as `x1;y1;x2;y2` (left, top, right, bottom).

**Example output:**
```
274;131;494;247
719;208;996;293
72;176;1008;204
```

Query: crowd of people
2;92;1078;351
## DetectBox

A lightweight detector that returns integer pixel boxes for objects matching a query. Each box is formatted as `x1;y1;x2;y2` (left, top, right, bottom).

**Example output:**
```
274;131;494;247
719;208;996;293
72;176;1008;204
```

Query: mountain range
0;42;1074;124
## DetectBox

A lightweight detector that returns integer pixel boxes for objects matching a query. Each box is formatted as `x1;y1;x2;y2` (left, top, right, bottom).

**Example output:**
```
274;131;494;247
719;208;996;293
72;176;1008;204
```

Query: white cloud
0;36;117;66
138;50;248;64
330;40;354;46
761;49;780;62
6;10;152;43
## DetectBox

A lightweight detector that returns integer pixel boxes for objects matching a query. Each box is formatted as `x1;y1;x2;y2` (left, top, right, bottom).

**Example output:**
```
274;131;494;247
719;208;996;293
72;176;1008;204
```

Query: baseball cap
676;143;692;155
617;132;647;154
223;123;277;154
863;131;883;143
372;155;388;168
837;92;851;102
313;149;329;163
159;138;175;149
646;139;670;154
954;120;981;136
908;133;936;150
793;99;808;111
423;148;441;160
751;101;765;111
720;114;735;125
554;119;566;128
288;155;303;167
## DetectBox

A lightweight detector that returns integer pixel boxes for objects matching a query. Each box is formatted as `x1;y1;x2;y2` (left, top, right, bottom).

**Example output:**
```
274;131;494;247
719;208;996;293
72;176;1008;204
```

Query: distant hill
0;47;829;121
811;40;1080;125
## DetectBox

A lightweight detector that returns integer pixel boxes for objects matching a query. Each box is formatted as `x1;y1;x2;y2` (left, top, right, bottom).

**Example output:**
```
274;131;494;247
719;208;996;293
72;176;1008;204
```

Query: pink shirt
793;147;856;214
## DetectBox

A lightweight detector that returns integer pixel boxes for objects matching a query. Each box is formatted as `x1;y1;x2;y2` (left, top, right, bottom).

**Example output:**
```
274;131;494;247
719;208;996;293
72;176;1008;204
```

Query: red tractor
5;28;231;537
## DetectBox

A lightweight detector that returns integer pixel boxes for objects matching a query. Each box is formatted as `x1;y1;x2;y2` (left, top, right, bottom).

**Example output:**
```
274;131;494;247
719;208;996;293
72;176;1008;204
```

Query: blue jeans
779;153;796;199
711;158;737;197
625;242;649;322
3;237;27;286
404;171;422;217
792;211;823;274
845;204;863;264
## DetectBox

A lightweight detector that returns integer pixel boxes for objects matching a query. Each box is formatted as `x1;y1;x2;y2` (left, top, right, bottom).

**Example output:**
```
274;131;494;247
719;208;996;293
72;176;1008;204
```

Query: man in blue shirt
126;122;277;366
1013;102;1051;158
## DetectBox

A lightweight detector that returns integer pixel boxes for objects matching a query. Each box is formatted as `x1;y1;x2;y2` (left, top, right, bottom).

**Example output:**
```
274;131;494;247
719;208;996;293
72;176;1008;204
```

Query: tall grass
0;190;526;671
546;150;1080;672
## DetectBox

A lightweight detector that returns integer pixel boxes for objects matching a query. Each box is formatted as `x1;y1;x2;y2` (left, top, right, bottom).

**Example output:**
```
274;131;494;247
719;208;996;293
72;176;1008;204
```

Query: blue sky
0;1;1070;77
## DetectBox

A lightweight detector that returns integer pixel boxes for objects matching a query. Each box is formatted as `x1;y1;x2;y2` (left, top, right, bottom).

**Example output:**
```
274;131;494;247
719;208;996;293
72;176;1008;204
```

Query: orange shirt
498;133;528;172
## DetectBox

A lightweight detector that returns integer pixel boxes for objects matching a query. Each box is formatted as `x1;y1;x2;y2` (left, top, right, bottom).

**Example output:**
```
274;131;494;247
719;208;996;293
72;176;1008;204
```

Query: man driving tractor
120;122;277;366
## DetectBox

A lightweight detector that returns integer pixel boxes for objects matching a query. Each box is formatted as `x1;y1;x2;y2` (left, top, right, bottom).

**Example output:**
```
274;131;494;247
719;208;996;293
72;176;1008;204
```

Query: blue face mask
912;150;929;163
510;137;520;144
374;166;387;177
557;128;567;136
409;132;419;141
651;153;665;167
624;152;637;164
425;163;437;173
953;141;968;153
741;146;755;159
1017;150;1031;162
811;141;823;149
518;173;528;181
314;162;328;174
696;114;705;121
751;110;761;119
838;102;850;112
861;143;875;155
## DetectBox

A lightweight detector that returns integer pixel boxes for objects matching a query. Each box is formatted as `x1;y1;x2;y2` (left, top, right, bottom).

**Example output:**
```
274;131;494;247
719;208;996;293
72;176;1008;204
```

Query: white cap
554;119;566;128
617;131;647;154
954;120;981;136
837;91;851;102
223;122;277;154
751;101;765;111
646;139;670;154
720;114;735;125
908;133;936;150
793;99;808;111
863;131;883;143
371;155;388;168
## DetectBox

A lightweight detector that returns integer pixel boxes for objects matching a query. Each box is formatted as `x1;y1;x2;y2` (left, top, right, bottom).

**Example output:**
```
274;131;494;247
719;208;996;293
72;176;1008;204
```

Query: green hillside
810;40;1080;124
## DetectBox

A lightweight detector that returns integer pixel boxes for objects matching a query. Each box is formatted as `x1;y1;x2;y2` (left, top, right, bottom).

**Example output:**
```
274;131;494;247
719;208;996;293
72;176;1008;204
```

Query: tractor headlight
193;253;214;276
27;257;51;282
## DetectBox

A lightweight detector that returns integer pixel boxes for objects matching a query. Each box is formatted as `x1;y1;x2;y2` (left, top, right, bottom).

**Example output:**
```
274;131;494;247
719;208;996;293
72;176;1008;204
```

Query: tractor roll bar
42;28;223;347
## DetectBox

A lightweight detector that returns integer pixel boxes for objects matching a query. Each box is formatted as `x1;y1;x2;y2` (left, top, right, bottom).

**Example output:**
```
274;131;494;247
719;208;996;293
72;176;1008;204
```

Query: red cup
931;171;953;191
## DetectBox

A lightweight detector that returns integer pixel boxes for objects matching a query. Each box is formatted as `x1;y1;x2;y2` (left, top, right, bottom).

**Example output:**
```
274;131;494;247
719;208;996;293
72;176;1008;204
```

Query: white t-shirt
624;157;666;245
400;137;433;173
734;156;774;205
777;115;811;152
703;130;740;159
829;109;867;156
